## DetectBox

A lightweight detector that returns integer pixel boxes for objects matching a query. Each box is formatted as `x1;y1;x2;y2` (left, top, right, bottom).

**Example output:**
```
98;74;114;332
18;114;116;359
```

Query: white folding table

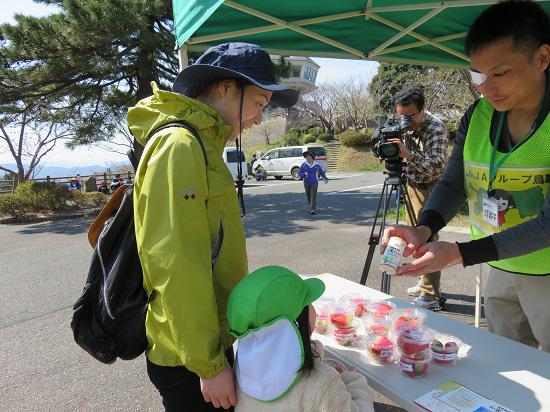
308;273;550;412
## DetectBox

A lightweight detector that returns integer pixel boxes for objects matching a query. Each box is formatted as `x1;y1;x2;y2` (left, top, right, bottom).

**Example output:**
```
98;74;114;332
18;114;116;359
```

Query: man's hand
200;363;237;410
381;224;432;258
395;241;463;277
387;138;412;160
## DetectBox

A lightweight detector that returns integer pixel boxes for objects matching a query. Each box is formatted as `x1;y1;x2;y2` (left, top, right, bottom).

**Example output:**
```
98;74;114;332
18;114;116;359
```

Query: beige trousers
485;266;550;352
406;183;441;298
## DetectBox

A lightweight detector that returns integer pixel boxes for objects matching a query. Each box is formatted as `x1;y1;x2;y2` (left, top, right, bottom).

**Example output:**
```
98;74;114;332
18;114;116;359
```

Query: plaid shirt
404;111;449;185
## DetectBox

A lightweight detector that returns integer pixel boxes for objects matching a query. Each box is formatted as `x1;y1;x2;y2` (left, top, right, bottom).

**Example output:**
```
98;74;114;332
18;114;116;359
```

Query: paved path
1;172;487;411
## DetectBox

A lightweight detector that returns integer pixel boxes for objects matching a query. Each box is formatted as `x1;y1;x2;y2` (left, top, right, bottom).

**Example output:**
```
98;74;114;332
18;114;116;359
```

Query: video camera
371;115;411;161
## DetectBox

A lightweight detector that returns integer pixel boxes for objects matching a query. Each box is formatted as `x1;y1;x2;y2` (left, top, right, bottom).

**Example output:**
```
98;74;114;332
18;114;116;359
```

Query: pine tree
0;0;177;158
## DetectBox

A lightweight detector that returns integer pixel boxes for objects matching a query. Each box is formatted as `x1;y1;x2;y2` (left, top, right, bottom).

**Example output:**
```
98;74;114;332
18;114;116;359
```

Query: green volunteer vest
463;98;550;275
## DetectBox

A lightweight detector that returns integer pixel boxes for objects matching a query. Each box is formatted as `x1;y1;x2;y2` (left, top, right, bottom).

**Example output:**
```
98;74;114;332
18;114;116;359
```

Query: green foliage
317;132;333;143
369;63;476;124
338;129;369;147
0;180;108;217
446;122;458;139
0;193;31;217
71;191;109;208
273;56;291;80
338;146;383;172
303;134;317;144
307;127;322;137
0;0;176;146
282;128;303;146
16;181;73;211
369;63;427;113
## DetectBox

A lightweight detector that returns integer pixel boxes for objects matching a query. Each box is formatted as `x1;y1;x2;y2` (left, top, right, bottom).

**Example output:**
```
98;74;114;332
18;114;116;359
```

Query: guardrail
0;171;135;195
31;171;134;186
0;178;16;194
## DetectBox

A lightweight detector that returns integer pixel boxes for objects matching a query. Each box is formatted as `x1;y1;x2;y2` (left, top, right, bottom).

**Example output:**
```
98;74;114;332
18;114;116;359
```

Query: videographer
382;1;550;352
387;85;449;310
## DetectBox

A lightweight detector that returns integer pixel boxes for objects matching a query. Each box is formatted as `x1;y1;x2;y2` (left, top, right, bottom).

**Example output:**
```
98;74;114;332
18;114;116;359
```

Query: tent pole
178;43;189;72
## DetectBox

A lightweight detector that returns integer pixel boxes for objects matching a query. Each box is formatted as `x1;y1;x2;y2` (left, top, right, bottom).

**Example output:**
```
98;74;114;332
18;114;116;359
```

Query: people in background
68;177;81;191
97;181;109;194
110;174;123;192
299;150;328;215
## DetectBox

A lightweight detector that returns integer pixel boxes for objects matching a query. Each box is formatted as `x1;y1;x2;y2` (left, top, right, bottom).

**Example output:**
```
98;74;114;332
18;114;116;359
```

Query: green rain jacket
128;82;248;379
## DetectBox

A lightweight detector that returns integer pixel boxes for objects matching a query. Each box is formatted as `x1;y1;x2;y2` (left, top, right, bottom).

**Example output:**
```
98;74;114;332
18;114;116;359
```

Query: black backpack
71;121;207;364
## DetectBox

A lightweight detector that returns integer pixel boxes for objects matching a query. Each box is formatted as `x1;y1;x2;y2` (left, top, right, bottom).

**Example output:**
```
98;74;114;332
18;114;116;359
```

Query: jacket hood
127;82;234;152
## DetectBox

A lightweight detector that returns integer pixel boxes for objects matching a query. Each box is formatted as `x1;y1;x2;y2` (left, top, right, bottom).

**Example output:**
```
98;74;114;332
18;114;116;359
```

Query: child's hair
296;305;319;376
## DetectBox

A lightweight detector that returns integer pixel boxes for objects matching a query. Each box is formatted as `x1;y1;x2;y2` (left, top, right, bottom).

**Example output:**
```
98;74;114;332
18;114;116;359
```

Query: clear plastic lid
390;308;427;332
366;334;394;349
313;297;335;315
329;304;355;327
340;293;369;317
397;327;433;357
366;300;396;317
431;332;462;354
398;327;433;344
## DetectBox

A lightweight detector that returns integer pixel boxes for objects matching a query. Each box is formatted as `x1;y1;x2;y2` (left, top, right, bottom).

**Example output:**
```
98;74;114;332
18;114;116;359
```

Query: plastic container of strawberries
329;303;355;328
390;308;427;333
398;351;432;378
366;334;395;365
396;327;433;360
431;333;462;366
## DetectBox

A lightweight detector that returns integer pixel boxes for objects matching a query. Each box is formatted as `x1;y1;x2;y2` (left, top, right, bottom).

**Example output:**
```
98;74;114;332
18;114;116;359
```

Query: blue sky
0;1;379;167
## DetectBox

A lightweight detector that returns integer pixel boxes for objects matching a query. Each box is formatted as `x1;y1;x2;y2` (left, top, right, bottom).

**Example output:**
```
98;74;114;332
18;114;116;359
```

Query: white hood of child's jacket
235;319;304;402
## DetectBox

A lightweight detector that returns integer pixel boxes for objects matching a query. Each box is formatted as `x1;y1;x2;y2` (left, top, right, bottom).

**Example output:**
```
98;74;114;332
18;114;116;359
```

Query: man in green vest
382;0;550;352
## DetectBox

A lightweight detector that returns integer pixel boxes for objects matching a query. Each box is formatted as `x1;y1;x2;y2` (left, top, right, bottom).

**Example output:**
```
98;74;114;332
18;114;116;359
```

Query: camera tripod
359;171;417;295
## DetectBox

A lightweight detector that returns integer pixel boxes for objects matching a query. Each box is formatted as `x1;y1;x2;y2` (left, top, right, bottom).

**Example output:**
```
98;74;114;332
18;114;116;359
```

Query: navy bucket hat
172;42;300;108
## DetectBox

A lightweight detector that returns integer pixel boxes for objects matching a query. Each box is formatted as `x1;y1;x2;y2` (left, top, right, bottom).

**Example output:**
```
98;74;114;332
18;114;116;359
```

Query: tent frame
177;0;516;69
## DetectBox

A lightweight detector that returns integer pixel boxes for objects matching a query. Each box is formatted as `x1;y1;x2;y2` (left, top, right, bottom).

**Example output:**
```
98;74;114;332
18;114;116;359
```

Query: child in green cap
227;266;374;412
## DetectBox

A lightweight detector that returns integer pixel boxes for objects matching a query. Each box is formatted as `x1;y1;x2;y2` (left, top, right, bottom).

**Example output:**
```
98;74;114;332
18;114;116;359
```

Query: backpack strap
87;122;209;248
128;121;208;172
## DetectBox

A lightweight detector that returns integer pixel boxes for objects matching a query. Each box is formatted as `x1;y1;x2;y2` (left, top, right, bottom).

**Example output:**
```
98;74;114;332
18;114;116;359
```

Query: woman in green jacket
128;43;298;411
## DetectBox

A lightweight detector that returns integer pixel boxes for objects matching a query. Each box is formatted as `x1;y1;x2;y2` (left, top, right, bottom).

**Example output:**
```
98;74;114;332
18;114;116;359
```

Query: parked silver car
253;144;327;180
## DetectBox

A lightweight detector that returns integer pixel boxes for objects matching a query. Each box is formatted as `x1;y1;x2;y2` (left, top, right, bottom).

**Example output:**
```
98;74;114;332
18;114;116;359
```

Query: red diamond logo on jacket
183;187;198;201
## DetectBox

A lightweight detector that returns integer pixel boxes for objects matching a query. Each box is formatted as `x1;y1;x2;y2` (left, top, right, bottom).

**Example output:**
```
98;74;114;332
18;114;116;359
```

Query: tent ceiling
173;0;550;68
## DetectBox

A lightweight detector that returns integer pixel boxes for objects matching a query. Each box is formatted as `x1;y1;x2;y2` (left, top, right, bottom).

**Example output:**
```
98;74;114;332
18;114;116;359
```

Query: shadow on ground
244;191;382;238
15;217;93;236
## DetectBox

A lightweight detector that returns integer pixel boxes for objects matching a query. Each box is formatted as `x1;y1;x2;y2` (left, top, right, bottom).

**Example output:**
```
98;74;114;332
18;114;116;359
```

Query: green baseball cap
227;266;325;338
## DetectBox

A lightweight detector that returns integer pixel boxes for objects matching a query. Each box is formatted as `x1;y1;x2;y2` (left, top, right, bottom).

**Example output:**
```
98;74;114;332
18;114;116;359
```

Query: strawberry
398;339;430;356
374;335;393;349
376;302;394;315
367;336;394;364
354;303;366;317
369;323;390;336
399;355;429;378
432;339;459;366
333;327;357;346
394;315;418;331
330;313;353;327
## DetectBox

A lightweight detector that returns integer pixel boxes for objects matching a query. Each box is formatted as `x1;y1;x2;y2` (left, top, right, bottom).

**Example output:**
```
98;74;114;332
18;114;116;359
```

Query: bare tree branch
0;165;16;174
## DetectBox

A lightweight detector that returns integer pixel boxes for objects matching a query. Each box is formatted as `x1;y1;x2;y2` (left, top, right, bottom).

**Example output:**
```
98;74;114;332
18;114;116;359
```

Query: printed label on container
433;352;457;361
400;362;413;372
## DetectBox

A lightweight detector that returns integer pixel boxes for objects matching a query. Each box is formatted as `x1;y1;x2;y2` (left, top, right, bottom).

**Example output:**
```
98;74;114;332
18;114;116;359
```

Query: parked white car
222;147;247;182
253;144;327;180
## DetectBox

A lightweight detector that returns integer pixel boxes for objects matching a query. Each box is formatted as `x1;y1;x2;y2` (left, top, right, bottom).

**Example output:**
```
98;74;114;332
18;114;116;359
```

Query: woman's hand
395;241;463;277
381;224;432;258
200;363;237;409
